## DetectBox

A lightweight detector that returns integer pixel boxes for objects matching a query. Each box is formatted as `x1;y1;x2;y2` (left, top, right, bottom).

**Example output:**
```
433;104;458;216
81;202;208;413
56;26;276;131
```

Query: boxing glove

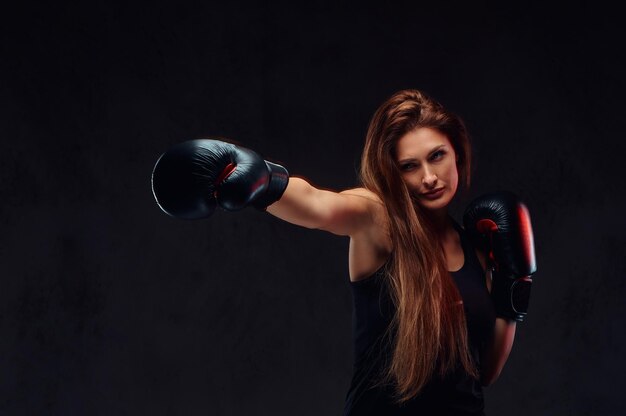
463;191;537;322
151;139;289;220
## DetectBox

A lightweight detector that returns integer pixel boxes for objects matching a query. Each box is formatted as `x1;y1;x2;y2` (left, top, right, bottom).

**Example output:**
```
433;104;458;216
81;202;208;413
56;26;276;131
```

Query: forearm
265;176;324;230
480;317;517;386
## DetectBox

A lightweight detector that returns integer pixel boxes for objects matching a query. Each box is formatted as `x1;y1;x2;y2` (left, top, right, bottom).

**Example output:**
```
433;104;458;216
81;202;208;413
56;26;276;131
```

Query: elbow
479;318;517;387
480;366;503;387
479;354;502;387
480;374;496;387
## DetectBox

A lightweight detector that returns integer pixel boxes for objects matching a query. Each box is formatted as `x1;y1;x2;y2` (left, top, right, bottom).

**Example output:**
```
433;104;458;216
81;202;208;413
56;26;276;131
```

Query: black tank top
344;219;496;415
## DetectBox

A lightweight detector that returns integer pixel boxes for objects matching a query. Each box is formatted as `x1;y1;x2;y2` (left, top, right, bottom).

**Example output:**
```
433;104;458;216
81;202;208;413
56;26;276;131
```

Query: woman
151;89;532;415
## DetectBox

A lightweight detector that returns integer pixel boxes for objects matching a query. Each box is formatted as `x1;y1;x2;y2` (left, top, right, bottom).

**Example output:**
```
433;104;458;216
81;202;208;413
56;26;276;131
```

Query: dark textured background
2;2;624;415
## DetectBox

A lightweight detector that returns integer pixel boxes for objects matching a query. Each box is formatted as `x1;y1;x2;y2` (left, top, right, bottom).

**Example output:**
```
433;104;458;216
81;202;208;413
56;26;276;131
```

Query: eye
431;150;445;161
401;163;416;171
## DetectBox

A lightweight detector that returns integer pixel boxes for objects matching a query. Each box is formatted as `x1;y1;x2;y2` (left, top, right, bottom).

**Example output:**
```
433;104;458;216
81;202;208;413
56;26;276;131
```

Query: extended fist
151;139;289;220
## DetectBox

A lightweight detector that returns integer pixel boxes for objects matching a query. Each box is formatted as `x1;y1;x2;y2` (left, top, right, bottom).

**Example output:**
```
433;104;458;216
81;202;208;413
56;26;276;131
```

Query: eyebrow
397;145;446;164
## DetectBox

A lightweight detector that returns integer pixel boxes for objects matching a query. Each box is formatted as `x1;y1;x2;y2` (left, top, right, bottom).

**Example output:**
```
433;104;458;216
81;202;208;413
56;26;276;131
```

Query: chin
418;193;453;210
419;201;449;212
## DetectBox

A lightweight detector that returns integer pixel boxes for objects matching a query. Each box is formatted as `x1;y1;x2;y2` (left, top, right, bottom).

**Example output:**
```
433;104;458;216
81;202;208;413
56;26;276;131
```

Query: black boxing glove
463;191;537;322
151;139;289;220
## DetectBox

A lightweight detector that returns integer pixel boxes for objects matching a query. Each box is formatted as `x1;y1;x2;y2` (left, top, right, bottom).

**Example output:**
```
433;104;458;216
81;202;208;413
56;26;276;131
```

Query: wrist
491;271;532;322
253;161;290;211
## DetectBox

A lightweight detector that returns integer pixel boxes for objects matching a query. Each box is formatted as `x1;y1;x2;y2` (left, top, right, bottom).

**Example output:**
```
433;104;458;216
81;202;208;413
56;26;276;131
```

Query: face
395;127;459;213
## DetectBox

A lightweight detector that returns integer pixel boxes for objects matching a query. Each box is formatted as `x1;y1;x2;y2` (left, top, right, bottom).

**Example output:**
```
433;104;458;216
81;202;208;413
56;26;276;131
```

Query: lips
422;188;444;196
422;188;444;199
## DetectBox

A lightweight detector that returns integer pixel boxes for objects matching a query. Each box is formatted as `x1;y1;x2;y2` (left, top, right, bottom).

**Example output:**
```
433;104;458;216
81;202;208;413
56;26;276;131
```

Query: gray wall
2;2;624;415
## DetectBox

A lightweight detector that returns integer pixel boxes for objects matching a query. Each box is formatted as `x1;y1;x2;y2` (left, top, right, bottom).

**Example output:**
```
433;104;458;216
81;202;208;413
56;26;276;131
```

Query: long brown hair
359;89;476;403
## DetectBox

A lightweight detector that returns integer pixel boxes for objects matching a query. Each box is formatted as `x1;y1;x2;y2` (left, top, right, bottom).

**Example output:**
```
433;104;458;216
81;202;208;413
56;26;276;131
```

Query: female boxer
151;89;536;415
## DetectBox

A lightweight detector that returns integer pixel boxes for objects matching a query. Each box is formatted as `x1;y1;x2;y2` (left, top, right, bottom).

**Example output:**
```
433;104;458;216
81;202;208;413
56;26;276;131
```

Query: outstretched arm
151;138;379;236
266;176;381;237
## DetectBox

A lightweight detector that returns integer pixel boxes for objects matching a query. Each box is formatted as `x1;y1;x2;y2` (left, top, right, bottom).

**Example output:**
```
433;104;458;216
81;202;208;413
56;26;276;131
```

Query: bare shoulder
338;187;388;235
338;187;383;204
315;186;387;238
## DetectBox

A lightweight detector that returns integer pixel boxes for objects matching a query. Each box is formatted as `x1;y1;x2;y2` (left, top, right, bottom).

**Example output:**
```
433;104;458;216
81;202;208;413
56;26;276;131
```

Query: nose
422;167;438;188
